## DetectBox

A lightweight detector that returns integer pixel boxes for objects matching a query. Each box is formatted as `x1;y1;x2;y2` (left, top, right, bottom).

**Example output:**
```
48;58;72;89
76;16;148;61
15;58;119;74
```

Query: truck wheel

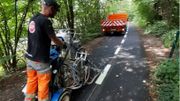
58;91;71;101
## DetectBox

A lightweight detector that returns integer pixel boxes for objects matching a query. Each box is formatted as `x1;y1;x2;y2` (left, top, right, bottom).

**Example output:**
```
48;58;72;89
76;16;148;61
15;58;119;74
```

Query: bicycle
22;29;101;101
54;29;101;90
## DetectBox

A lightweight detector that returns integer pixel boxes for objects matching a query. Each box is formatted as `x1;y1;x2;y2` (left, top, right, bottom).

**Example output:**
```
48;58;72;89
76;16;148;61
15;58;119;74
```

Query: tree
132;0;179;26
55;0;102;33
0;0;33;72
54;0;74;30
63;0;74;30
154;0;179;26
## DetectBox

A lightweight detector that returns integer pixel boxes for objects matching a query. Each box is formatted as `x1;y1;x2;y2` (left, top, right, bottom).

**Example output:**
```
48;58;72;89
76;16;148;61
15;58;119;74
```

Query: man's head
41;0;60;18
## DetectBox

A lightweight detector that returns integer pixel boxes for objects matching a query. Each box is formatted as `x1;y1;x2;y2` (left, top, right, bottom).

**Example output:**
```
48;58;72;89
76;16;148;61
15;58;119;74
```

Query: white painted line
124;33;128;38
121;39;125;44
114;30;128;55
114;47;121;55
126;22;129;34
124;31;128;39
95;64;111;85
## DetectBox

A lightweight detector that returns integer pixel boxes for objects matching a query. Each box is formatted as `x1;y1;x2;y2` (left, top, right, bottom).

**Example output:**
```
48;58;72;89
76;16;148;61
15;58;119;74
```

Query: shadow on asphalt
104;32;125;37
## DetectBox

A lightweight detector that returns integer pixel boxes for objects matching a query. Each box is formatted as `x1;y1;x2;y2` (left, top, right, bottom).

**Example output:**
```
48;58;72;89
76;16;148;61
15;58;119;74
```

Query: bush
161;29;178;48
144;21;169;36
154;58;179;101
143;21;178;48
132;0;157;28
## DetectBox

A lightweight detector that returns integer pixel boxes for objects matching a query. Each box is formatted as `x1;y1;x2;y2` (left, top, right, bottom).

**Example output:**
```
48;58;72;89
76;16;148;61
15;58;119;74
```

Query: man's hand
49;34;64;47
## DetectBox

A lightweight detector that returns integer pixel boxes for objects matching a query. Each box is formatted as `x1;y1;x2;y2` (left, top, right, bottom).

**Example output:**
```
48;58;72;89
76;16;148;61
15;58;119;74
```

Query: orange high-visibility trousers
25;69;51;101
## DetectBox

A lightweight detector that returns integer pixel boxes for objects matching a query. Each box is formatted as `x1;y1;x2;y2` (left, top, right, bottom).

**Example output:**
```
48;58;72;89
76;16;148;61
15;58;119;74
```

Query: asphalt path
71;23;151;101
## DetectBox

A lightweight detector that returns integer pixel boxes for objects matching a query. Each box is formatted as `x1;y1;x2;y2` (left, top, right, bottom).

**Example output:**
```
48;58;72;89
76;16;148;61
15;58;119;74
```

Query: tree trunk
63;0;74;30
0;0;32;72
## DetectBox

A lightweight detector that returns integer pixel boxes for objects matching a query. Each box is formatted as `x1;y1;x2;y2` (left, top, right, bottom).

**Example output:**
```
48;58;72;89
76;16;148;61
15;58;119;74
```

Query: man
24;0;64;101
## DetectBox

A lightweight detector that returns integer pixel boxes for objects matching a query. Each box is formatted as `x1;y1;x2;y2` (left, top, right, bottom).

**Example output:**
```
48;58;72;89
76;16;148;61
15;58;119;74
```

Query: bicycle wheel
59;63;74;88
61;61;82;90
58;91;71;101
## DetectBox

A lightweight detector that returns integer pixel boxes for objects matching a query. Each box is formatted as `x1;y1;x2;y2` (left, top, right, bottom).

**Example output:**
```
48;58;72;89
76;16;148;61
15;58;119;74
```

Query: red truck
101;13;128;35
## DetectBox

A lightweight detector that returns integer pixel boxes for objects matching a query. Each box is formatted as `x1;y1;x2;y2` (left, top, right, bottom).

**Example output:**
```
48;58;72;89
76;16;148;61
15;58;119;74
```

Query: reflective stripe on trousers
26;59;51;73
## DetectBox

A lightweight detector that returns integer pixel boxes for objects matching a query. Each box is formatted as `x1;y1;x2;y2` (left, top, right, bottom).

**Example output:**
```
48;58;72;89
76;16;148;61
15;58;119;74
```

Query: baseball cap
42;0;60;11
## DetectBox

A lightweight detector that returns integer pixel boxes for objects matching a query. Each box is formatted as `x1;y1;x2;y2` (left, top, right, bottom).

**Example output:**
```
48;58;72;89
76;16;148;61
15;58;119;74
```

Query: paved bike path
71;23;151;101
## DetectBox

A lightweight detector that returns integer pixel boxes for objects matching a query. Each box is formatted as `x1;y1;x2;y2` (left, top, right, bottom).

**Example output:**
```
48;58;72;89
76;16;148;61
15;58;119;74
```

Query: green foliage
144;21;178;48
0;0;35;72
102;0;132;17
132;0;179;49
132;0;179;27
144;21;169;36
132;0;156;26
81;33;101;44
154;59;179;101
153;0;179;26
133;17;148;28
75;0;101;33
54;0;102;35
161;29;178;48
0;55;15;64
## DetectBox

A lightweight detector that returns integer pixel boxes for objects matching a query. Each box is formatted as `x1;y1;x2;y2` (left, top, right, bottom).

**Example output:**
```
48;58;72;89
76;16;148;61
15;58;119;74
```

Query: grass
81;32;102;44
